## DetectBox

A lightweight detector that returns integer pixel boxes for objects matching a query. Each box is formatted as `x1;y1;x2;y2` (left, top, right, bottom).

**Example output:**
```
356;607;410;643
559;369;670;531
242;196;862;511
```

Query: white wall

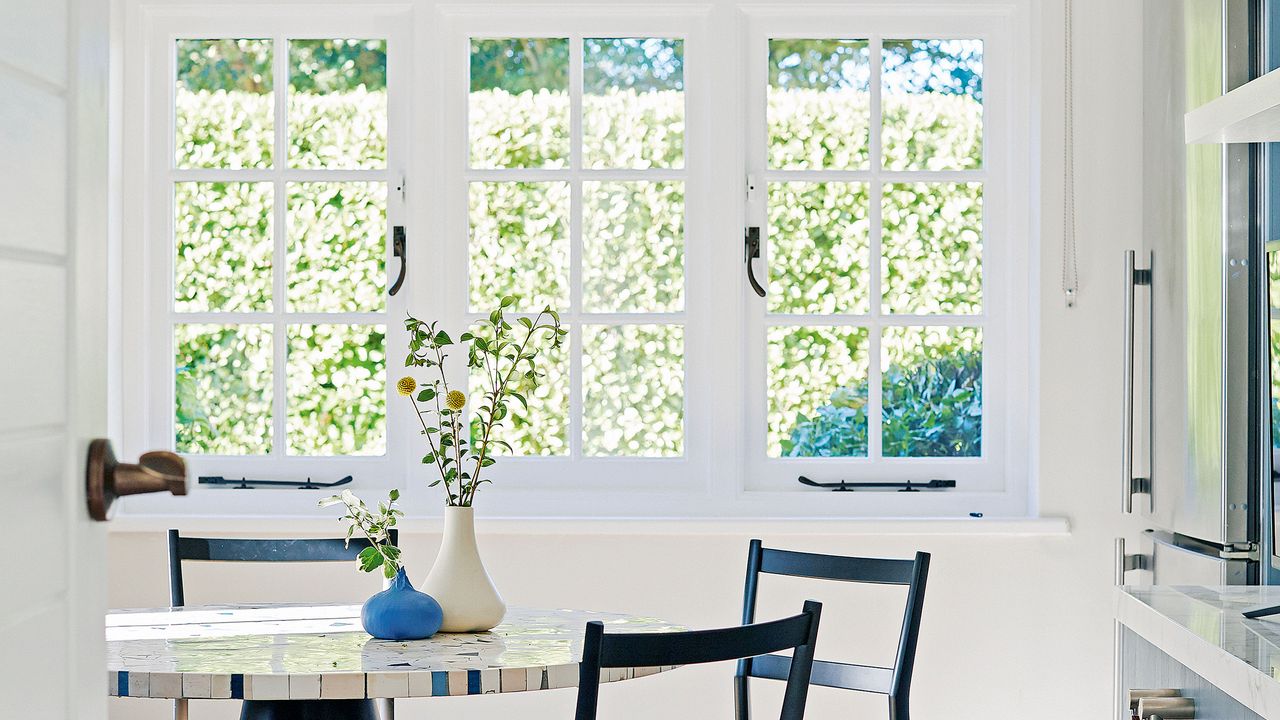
105;0;1144;718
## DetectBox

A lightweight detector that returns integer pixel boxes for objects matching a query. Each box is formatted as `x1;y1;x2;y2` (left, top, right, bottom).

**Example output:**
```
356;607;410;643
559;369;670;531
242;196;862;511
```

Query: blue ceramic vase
361;568;444;641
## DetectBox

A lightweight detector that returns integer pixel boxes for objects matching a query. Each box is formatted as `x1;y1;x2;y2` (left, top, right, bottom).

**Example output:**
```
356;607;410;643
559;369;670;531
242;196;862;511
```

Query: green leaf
358;546;383;573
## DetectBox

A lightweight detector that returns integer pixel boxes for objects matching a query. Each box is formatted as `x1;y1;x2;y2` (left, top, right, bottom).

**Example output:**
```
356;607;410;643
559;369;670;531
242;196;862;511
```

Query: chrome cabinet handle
1115;537;1151;585
1122;250;1152;513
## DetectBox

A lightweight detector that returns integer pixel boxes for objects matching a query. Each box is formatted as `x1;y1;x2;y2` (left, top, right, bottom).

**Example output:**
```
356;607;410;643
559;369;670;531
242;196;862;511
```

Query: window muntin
758;36;988;467
465;35;687;459
169;37;391;458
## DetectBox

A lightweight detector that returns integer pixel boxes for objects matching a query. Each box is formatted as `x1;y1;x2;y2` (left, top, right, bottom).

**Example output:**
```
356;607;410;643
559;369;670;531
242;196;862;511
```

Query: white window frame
738;6;1033;518
121;7;412;516
435;7;716;500
117;1;1035;520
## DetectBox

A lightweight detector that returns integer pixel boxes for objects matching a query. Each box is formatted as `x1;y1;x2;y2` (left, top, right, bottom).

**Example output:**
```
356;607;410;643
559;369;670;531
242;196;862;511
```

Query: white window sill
105;513;1070;537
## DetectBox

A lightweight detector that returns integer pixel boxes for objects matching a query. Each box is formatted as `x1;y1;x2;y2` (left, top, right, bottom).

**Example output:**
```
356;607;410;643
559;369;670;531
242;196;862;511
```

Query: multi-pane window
130;7;1028;517
171;37;391;457
466;36;687;458
758;37;987;465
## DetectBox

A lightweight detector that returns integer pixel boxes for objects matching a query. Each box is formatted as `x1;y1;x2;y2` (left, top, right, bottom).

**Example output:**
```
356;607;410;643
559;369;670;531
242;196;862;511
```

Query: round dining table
107;603;685;708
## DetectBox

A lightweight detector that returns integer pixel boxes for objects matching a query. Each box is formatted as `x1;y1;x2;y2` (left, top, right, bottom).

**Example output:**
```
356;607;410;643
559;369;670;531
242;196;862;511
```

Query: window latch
745;226;766;297
389;225;407;296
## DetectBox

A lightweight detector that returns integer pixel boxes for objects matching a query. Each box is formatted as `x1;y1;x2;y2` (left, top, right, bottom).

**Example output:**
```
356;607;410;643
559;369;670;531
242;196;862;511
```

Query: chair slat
176;536;381;563
749;653;894;695
597;612;812;669
759;547;915;585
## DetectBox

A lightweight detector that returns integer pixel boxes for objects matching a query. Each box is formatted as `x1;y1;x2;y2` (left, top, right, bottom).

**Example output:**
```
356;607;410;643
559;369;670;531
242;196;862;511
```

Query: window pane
288;39;387;169
176;39;273;169
882;326;982;457
469;181;570;312
882;182;983;314
470;38;569;169
287;182;386;312
583;325;684;456
286;324;386;456
882;39;983;171
469;322;569;457
583;38;684;169
768;326;869;457
175;182;273;313
175;324;272;454
582;181;684;313
768;39;870;170
767;181;870;314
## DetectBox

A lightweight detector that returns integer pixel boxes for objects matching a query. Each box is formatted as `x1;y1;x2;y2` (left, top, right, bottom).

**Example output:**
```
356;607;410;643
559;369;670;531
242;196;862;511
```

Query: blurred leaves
582;325;684;456
882;182;983;314
286;324;386;456
881;327;982;457
287;182;386;312
770;326;870;457
469;181;570;311
175;324;273;454
583;181;683;312
768;182;870;314
175;182;273;312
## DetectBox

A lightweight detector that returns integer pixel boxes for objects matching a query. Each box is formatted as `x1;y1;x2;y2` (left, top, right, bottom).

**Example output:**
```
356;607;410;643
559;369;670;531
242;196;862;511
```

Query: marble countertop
1116;585;1280;717
107;604;684;700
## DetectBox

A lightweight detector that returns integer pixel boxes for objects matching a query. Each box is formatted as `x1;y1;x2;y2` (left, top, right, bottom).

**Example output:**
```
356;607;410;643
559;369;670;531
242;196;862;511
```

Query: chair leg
378;698;395;720
174;698;188;720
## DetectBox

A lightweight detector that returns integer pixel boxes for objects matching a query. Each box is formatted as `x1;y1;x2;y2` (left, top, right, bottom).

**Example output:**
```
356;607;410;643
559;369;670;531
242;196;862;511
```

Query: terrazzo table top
107;604;684;700
1116;585;1280;718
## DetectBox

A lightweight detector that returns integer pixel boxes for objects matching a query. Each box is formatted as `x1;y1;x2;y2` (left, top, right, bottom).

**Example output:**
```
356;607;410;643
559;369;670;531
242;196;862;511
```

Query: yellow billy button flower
445;389;467;411
396;376;417;397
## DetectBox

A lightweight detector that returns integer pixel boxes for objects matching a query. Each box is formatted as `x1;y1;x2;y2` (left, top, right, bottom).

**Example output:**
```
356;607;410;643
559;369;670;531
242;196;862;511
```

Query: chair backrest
735;540;930;720
577;600;823;720
167;528;399;607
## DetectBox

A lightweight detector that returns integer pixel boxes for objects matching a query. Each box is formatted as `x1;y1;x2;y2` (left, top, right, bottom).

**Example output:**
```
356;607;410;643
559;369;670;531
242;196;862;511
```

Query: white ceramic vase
420;506;506;632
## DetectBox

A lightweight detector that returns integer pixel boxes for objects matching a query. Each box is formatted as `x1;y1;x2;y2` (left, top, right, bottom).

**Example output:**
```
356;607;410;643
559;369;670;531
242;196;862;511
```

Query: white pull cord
1062;0;1079;307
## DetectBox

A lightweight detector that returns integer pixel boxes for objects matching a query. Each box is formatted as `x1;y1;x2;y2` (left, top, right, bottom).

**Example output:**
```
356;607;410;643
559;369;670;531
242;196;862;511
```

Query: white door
1;0;112;717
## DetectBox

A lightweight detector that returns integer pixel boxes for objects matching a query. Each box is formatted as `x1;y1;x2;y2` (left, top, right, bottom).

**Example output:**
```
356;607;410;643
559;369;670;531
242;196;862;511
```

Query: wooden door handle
86;438;187;521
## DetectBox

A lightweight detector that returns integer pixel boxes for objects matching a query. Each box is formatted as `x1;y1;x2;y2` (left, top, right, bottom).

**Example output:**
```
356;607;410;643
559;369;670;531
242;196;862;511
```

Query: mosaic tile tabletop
107;604;685;700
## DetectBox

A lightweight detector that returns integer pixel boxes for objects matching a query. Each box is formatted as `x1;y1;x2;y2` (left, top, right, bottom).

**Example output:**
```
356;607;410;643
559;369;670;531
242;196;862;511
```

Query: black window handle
745;226;766;297
389;225;406;296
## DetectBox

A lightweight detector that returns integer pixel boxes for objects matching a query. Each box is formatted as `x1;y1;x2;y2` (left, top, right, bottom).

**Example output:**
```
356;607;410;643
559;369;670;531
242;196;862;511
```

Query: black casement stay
797;475;956;492
389;225;407;296
198;475;354;490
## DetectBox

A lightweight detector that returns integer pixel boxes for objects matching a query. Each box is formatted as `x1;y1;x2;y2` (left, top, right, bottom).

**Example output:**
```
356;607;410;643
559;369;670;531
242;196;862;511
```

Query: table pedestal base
240;699;380;720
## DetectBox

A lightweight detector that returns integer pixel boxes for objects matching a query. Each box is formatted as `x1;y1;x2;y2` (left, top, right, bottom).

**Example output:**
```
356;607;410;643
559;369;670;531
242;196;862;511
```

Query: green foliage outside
173;43;985;458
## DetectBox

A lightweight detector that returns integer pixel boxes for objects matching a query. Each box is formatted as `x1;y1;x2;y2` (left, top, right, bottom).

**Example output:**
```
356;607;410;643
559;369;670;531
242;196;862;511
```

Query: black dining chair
576;600;823;720
167;529;399;720
735;540;930;720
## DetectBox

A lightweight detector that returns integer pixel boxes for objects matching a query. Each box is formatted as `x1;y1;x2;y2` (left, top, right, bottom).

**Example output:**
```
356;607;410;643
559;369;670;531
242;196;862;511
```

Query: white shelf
1185;66;1280;144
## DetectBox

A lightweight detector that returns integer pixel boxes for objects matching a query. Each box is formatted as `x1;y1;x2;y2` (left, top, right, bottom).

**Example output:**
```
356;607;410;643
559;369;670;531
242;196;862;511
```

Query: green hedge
174;86;983;457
